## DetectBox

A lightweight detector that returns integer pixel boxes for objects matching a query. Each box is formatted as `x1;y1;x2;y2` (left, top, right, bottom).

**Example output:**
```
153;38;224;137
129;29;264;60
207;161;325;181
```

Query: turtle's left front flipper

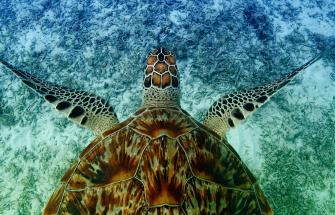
0;59;118;134
203;45;335;138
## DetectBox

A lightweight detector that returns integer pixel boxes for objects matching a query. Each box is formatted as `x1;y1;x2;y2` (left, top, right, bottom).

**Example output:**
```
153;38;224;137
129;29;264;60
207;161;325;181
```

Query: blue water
0;0;334;214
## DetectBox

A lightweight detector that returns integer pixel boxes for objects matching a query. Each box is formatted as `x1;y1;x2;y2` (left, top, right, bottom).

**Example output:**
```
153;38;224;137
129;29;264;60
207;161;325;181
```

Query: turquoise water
0;0;334;214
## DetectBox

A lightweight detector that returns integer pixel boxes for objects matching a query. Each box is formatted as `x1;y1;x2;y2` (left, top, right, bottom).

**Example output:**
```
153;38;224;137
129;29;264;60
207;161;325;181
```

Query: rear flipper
203;45;335;138
0;59;118;134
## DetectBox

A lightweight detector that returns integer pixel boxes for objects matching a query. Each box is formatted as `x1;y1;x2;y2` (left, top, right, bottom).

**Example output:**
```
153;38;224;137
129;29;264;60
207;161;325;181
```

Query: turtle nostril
158;53;164;61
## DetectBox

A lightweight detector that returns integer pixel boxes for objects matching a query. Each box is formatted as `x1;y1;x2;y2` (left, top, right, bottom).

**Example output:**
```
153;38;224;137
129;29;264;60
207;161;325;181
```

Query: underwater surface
0;0;334;214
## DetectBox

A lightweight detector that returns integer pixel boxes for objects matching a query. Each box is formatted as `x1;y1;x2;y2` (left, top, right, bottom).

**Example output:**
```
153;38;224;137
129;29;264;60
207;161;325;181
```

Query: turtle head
142;47;180;107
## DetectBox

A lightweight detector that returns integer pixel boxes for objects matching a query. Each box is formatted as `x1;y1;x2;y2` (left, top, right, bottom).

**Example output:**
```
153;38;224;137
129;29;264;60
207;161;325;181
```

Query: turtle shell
44;107;273;214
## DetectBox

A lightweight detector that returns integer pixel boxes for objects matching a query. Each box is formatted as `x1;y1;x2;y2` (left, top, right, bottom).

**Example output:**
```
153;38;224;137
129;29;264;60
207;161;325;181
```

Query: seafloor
0;0;334;214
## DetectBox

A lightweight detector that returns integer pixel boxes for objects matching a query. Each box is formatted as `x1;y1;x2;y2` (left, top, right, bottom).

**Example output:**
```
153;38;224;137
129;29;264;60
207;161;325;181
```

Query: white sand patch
83;46;95;59
211;0;226;11
169;10;188;26
284;61;335;113
262;1;335;38
226;122;264;171
17;25;61;54
299;62;335;104
225;59;335;174
43;9;56;21
1;0;334;213
299;7;335;37
272;17;296;38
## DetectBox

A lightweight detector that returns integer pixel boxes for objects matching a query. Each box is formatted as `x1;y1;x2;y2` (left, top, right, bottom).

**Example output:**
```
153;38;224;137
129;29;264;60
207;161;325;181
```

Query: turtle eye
144;76;151;88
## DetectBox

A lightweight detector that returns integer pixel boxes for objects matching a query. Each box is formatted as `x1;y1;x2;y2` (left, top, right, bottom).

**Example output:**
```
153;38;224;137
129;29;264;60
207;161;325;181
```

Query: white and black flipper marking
203;45;335;138
0;59;119;134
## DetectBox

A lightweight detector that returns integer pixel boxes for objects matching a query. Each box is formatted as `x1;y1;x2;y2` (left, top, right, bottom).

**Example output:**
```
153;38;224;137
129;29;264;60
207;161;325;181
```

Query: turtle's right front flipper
203;45;335;138
0;59;118;134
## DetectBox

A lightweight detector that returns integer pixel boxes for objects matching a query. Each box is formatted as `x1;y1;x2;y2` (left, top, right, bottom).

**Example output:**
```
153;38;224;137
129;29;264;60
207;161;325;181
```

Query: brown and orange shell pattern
144;48;179;89
44;107;273;215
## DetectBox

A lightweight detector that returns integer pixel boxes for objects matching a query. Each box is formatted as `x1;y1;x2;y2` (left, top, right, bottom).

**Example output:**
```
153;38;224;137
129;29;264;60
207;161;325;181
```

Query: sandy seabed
0;0;334;214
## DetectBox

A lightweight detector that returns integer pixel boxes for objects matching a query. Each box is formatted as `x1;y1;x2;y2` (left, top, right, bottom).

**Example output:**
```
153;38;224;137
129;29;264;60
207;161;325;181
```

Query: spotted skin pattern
0;59;118;134
203;45;335;137
44;107;273;214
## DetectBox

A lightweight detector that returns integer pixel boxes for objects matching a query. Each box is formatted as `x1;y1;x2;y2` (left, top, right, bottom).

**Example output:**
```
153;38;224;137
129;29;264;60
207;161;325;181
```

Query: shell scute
67;128;150;189
101;117;134;138
46;108;272;214
44;184;66;214
155;62;168;74
136;135;192;207
147;206;183;214
178;128;255;189
147;55;157;65
79;135;103;158
182;178;260;214
253;184;273;214
61;162;78;183
165;55;176;65
61;180;146;214
129;108;195;139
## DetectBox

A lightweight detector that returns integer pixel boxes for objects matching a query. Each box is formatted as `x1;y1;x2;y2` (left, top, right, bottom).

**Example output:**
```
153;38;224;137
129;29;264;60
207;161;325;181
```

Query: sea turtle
0;46;333;214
